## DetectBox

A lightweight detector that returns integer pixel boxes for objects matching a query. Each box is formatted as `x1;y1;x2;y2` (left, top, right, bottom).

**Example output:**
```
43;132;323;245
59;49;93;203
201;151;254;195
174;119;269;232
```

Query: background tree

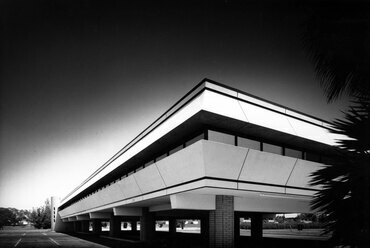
29;199;51;229
303;1;370;247
0;208;17;228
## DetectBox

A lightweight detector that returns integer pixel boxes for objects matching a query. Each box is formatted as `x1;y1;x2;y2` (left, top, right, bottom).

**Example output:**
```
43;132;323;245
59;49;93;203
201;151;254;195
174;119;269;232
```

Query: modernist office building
52;79;343;248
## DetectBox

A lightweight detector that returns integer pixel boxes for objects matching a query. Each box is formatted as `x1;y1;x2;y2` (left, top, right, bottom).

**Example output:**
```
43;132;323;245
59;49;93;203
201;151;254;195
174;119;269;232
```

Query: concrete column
140;207;155;241
201;216;209;248
251;213;263;248
209;195;234;248
169;218;176;234
234;213;241;247
110;215;122;237
131;220;137;231
81;220;89;232
73;221;80;232
92;219;102;234
169;218;177;244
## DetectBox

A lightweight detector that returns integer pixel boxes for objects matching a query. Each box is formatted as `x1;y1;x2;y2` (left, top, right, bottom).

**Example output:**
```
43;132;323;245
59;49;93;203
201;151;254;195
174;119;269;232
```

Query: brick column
110;215;122;237
209;195;234;248
140;207;155;241
251;213;263;248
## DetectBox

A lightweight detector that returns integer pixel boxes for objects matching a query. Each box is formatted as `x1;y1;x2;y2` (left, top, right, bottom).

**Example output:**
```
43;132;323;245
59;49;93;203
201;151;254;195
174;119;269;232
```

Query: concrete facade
53;79;343;247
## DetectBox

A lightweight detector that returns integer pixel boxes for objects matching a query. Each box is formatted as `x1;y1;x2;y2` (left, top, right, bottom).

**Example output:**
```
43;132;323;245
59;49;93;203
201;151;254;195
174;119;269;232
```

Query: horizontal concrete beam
170;193;215;210
149;204;171;212
234;194;312;213
113;207;142;216
89;212;111;219
62;218;69;223
76;215;90;221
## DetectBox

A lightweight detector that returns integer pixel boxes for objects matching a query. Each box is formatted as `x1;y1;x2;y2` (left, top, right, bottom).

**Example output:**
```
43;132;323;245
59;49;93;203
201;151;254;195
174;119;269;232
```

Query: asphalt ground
0;228;330;248
0;230;109;248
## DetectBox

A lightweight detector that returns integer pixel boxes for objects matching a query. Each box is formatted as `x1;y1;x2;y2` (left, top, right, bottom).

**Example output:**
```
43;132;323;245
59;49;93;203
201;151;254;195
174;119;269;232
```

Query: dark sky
0;0;354;209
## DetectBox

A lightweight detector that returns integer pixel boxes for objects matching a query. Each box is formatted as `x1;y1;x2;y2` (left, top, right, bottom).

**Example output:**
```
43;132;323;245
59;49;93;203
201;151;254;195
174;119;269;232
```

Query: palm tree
310;99;370;247
302;2;370;247
302;2;370;102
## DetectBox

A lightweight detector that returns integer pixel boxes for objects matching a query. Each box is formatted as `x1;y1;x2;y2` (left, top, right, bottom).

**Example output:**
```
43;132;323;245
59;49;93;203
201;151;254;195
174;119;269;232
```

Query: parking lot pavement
0;230;109;248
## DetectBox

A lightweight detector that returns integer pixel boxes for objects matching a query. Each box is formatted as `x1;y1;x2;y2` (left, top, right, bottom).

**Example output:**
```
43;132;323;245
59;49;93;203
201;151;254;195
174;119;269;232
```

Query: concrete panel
141;189;167;201
201;90;248;122
286;159;323;190
285;110;323;126
239;149;297;185
239;101;296;135
238;182;285;194
97;187;112;205
68;217;76;221
237;92;286;113
203;179;238;189
287;116;337;146
114;207;142;216
134;164;166;194
118;175;142;199
205;81;238;97
166;180;207;195
170;193;216;210
94;182;126;207
286;188;317;196
235;195;313;213
89;212;111;219
156;141;205;187
203;141;248;180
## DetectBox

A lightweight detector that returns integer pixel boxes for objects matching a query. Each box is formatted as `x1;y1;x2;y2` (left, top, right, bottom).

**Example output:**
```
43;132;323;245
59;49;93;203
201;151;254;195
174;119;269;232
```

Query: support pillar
251;213;263;248
234;212;241;247
131;220;137;232
92;219;102;235
110;215;122;237
73;221;80;232
209;195;234;248
169;218;177;245
140;207;155;242
81;220;89;232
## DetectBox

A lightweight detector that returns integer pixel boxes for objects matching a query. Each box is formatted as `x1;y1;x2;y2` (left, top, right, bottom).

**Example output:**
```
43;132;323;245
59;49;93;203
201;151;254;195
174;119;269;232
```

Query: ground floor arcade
60;195;325;248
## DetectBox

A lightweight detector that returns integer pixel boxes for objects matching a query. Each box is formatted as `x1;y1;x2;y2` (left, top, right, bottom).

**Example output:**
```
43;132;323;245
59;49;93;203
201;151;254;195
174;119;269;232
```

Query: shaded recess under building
52;79;344;248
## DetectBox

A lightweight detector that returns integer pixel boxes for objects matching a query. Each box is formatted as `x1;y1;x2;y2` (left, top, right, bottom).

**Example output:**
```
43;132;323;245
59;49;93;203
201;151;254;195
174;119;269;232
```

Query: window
156;220;169;232
208;130;234;145
145;160;154;167
237;137;260;150
156;153;167;162
285;148;303;159
185;133;205;147
121;222;132;231
263;143;282;155
304;152;321;162
176;219;201;234
169;144;183;155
